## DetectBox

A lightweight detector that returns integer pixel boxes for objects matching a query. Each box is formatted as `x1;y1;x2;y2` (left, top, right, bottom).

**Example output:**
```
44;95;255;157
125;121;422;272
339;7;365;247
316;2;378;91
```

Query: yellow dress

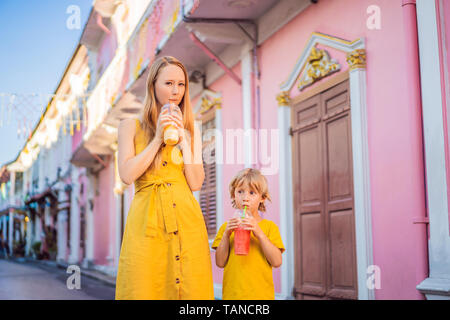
115;119;214;300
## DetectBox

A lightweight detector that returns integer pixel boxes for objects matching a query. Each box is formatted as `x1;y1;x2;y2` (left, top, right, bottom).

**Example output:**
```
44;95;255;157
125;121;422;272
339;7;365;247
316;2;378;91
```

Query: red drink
234;227;250;255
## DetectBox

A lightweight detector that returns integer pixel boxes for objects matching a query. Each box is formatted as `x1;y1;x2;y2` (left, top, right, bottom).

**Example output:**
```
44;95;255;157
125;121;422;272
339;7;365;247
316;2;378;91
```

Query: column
347;49;375;300
416;0;450;299
68;166;80;265
276;95;295;300
85;172;95;267
241;48;253;168
57;185;68;263
8;171;15;255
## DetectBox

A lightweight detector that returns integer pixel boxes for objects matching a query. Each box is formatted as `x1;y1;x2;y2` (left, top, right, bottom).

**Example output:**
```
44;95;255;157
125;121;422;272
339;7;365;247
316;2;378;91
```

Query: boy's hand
224;217;240;238
241;216;264;239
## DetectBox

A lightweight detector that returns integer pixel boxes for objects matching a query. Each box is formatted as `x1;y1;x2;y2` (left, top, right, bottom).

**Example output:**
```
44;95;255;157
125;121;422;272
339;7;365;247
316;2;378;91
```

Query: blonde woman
115;56;214;300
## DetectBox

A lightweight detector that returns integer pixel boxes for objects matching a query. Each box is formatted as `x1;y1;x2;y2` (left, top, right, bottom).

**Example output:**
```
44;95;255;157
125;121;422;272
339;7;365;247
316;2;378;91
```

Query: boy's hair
229;168;272;212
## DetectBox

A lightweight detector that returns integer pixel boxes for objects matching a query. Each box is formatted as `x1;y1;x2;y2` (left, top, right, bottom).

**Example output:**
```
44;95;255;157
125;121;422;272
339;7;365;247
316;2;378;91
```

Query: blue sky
0;0;92;167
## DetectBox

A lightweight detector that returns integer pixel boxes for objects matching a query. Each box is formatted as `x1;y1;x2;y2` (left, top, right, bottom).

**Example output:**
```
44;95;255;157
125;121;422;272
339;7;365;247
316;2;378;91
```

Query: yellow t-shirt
211;219;285;300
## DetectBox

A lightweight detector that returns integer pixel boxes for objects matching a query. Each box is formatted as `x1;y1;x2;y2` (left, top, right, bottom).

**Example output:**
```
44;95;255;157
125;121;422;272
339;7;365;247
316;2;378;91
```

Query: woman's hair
139;56;195;172
229;168;272;212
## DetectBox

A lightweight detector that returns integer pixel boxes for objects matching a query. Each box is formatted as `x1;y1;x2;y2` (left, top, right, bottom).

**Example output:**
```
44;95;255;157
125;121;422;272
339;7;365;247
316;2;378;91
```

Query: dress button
176;278;180;284
173;203;176;208
174;231;178;235
175;255;180;261
162;161;167;166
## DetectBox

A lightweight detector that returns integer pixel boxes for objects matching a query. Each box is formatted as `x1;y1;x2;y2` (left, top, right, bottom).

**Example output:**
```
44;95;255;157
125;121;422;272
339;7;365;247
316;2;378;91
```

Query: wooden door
292;79;358;300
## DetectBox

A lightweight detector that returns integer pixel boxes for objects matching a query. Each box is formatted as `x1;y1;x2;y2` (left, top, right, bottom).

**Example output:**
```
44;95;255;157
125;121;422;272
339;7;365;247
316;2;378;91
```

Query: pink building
5;0;450;300
71;0;450;299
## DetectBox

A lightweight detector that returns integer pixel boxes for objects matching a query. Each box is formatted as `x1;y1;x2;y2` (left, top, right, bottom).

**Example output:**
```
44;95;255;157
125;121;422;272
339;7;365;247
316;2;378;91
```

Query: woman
115;56;214;300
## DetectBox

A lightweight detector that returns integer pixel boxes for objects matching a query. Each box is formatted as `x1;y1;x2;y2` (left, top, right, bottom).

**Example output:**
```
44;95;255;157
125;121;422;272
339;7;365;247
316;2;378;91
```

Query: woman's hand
241;216;264;239
154;105;179;144
169;104;186;144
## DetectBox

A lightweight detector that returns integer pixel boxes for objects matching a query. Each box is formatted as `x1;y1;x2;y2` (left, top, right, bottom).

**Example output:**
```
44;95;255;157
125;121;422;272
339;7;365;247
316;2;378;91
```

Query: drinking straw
242;205;247;218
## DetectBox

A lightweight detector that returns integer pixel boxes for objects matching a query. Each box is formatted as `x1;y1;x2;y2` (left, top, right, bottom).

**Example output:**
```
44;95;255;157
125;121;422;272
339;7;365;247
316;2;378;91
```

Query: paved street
0;259;116;300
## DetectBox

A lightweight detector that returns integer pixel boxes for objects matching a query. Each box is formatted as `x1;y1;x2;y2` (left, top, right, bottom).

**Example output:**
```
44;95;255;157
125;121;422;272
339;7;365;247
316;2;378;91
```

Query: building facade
1;0;450;300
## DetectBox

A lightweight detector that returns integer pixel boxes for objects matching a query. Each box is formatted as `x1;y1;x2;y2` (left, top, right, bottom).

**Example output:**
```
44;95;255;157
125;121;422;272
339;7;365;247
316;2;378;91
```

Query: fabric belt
134;175;178;237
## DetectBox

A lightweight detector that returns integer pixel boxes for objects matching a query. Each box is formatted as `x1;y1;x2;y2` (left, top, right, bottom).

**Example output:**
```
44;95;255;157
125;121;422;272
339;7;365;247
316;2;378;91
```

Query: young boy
212;168;285;300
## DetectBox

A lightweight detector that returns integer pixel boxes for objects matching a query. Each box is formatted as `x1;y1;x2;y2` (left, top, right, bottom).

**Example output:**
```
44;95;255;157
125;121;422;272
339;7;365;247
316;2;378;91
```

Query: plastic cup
234;227;250;255
234;226;250;256
164;125;179;145
162;104;179;145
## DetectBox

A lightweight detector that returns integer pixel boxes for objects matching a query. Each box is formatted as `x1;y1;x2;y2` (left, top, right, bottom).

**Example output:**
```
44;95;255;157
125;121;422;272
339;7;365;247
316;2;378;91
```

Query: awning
70;140;111;170
24;187;57;205
0;165;11;184
0;205;29;217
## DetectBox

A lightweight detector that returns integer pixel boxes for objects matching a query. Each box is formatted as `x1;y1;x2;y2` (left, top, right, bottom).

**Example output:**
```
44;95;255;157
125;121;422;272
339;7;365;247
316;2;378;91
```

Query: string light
2;0;179;171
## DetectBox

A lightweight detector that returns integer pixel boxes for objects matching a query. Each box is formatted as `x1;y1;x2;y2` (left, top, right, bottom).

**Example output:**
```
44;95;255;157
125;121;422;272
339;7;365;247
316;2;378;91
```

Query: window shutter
199;119;217;238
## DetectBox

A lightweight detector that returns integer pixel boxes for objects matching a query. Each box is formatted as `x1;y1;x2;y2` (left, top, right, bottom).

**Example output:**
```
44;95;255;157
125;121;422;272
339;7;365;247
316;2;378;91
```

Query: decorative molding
297;46;341;91
280;32;365;93
347;49;367;71
292;70;350;107
193;89;222;124
194;89;222;115
200;96;222;114
276;91;291;107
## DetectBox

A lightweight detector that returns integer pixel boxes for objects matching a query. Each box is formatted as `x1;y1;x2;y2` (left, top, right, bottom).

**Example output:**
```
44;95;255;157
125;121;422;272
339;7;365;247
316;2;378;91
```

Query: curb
7;256;116;288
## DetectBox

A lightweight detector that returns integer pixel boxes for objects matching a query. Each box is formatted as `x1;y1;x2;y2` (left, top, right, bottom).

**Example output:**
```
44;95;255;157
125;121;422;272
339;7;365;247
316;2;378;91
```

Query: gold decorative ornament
276;91;291;106
200;97;222;114
297;46;340;91
347;49;366;70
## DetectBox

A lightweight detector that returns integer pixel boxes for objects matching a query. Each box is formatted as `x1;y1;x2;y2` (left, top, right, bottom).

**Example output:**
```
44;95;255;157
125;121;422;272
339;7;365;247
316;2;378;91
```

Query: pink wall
97;28;118;79
94;161;115;265
71;118;85;154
